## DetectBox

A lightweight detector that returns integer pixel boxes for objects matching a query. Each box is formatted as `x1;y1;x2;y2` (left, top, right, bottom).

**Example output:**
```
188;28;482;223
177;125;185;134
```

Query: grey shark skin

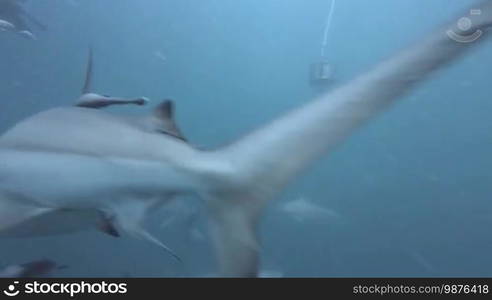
0;1;491;277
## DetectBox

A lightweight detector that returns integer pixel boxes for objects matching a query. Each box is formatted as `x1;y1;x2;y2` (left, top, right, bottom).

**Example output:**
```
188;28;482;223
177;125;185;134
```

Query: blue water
0;0;491;277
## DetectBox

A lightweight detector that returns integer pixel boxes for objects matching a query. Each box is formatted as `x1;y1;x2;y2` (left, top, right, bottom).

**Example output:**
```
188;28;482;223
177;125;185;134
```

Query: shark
0;48;187;262
279;197;342;223
0;1;491;277
0;0;46;40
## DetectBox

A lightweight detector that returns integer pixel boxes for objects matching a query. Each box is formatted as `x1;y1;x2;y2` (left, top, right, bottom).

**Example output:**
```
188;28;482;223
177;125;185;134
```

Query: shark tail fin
199;1;492;277
204;190;267;277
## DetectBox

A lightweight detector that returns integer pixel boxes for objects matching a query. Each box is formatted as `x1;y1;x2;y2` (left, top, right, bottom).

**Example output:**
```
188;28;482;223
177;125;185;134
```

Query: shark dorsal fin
154;100;174;119
81;47;94;95
152;100;187;142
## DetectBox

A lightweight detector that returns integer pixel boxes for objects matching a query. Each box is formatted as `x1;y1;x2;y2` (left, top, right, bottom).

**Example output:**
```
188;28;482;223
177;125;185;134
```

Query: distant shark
279;197;342;223
0;1;490;277
0;0;46;39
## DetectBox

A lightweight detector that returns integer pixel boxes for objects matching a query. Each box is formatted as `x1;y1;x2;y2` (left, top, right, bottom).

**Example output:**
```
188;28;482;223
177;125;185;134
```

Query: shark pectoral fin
152;100;188;142
112;200;182;262
96;213;120;238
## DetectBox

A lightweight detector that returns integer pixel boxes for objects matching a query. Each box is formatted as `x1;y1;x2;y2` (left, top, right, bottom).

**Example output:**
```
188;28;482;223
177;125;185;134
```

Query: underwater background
0;0;491;277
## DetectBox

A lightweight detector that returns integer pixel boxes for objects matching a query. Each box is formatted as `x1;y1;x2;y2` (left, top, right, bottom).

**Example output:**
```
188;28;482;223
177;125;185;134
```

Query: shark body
0;1;491;277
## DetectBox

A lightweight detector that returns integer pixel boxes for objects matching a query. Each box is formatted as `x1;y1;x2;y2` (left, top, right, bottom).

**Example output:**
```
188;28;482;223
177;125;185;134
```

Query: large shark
0;1;490;277
0;49;187;262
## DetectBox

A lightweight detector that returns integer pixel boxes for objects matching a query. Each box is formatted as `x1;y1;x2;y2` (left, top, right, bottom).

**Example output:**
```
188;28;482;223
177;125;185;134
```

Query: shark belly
0;149;193;237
